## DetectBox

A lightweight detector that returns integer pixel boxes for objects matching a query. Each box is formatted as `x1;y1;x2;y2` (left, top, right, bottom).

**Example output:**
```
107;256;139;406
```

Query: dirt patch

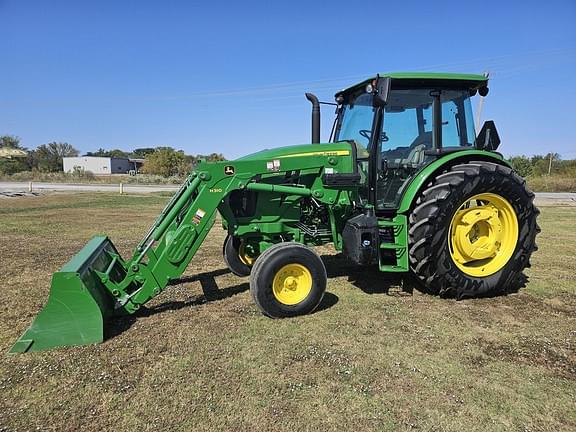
478;334;576;380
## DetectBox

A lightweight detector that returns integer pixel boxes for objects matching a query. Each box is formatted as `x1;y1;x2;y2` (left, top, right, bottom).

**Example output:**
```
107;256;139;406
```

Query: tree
0;135;29;174
531;153;561;176
84;148;129;158
508;155;533;177
131;148;156;158
204;153;226;162
107;149;129;158
141;148;190;177
0;135;24;149
85;148;108;157
32;142;79;172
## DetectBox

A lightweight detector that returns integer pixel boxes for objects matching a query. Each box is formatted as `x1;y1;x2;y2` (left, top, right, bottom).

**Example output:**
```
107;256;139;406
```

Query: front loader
11;72;539;353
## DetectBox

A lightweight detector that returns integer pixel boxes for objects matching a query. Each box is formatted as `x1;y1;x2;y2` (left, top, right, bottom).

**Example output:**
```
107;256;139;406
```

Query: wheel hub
272;264;313;305
449;193;519;277
452;205;502;262
284;276;298;290
238;242;256;266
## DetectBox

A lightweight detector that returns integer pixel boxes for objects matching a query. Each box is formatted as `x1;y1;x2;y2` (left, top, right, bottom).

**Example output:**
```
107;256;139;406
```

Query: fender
397;150;511;214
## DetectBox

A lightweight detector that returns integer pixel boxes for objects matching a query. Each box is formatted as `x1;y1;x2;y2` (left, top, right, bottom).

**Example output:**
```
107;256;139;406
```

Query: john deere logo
224;165;235;175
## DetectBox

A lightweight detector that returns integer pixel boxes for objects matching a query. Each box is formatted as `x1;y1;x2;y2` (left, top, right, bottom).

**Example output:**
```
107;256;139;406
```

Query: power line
4;47;574;107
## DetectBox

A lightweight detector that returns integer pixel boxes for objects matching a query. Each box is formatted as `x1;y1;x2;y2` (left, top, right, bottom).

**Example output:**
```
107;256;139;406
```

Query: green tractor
11;72;539;353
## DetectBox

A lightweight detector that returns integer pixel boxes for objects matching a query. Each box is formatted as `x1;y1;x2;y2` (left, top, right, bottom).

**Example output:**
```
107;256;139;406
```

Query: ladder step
378;221;404;227
379;265;407;273
380;242;405;249
378;215;409;272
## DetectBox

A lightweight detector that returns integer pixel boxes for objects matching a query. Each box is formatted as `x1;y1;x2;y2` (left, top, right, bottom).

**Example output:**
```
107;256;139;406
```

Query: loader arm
11;143;357;352
108;149;356;314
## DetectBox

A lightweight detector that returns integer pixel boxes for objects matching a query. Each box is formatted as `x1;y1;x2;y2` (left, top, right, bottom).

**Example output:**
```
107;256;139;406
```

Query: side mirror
373;77;391;107
476;120;500;151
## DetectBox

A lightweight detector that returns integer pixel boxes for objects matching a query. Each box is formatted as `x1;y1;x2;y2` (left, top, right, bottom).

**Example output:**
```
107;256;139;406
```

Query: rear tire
408;160;539;298
250;242;327;318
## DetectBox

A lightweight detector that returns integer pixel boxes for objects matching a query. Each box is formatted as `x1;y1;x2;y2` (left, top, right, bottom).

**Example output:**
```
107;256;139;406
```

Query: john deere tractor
11;72;539;353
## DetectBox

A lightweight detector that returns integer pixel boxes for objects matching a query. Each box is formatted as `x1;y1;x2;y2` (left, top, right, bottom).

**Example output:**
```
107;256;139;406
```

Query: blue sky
1;0;575;159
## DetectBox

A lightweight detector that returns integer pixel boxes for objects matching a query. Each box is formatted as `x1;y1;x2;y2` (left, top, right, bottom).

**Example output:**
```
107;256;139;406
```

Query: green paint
337;72;488;95
13;73;512;352
379;215;409;272
10;236;116;352
396;150;508;213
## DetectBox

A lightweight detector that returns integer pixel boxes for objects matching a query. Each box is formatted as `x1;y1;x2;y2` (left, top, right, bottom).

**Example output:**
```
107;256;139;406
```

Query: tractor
11;72;539;353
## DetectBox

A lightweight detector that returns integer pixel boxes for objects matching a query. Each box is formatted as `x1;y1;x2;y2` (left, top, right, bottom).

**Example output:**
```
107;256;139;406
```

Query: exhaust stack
305;93;320;144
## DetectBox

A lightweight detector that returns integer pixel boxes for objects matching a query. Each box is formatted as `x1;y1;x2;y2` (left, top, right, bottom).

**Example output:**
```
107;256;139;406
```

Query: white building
63;157;144;175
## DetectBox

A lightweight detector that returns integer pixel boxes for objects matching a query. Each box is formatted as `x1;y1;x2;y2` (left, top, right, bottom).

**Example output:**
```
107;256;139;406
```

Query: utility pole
548;153;553;175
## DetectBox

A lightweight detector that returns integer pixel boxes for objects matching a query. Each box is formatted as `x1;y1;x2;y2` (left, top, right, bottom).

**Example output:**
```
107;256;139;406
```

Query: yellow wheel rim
449;193;518;277
272;264;313;305
238;242;256;266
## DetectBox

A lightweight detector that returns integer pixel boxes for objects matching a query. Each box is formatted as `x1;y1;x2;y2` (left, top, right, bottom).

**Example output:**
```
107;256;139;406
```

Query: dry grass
527;175;576;192
0;193;574;431
1;171;184;184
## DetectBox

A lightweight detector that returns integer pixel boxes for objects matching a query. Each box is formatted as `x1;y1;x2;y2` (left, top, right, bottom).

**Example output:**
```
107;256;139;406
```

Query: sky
1;0;575;159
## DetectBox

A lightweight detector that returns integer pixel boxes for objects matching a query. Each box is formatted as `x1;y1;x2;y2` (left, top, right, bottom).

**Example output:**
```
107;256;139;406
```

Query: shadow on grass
312;292;339;313
106;268;249;340
107;254;417;340
320;253;418;296
321;253;529;300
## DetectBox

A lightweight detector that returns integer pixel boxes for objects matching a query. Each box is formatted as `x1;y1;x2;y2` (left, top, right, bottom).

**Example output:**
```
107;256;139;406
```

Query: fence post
120;183;124;194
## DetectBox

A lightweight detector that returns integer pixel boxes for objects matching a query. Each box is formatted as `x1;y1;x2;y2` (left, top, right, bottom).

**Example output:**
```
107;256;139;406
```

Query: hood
236;142;353;162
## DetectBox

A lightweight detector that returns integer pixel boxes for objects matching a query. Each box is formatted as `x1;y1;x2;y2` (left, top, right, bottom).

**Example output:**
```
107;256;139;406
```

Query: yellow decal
280;150;350;158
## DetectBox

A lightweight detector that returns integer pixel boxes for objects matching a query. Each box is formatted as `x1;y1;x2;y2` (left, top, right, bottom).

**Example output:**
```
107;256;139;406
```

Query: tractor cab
333;73;492;210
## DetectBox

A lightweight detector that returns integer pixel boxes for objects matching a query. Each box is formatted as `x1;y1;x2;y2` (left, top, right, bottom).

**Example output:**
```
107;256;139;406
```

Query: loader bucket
10;236;121;353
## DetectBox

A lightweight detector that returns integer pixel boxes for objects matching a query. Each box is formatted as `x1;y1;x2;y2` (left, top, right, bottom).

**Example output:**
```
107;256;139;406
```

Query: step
378;220;404;227
379;264;407;273
379;242;405;249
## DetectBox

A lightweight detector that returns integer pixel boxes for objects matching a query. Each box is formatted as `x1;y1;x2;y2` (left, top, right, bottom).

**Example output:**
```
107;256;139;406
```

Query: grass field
0;193;574;432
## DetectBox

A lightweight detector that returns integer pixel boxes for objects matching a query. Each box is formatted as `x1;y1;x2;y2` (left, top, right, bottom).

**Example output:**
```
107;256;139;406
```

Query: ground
0;193;574;432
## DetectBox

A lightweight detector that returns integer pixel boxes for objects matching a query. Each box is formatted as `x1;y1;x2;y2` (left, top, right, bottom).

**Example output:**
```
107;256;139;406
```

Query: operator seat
353;140;370;184
400;131;432;168
402;144;426;167
354;140;370;159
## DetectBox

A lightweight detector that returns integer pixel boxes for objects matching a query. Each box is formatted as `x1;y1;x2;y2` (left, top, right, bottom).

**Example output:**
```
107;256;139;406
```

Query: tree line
0;135;225;177
3;134;573;180
0;135;79;174
508;153;576;178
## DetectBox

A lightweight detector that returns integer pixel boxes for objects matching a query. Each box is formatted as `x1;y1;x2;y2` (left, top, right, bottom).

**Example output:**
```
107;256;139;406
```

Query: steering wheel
359;130;389;142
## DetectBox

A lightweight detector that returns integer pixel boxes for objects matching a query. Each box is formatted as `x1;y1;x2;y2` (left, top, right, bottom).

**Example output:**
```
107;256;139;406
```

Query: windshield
335;93;374;157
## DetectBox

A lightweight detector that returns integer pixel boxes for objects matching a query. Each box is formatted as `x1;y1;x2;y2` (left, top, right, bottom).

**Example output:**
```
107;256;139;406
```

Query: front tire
408;160;539;298
250;242;327;318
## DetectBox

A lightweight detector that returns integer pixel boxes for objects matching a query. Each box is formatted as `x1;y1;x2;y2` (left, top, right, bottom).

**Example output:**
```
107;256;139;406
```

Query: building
63;157;144;175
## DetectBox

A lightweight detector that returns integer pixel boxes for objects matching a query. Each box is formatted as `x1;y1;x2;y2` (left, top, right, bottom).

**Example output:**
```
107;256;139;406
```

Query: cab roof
335;72;488;97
